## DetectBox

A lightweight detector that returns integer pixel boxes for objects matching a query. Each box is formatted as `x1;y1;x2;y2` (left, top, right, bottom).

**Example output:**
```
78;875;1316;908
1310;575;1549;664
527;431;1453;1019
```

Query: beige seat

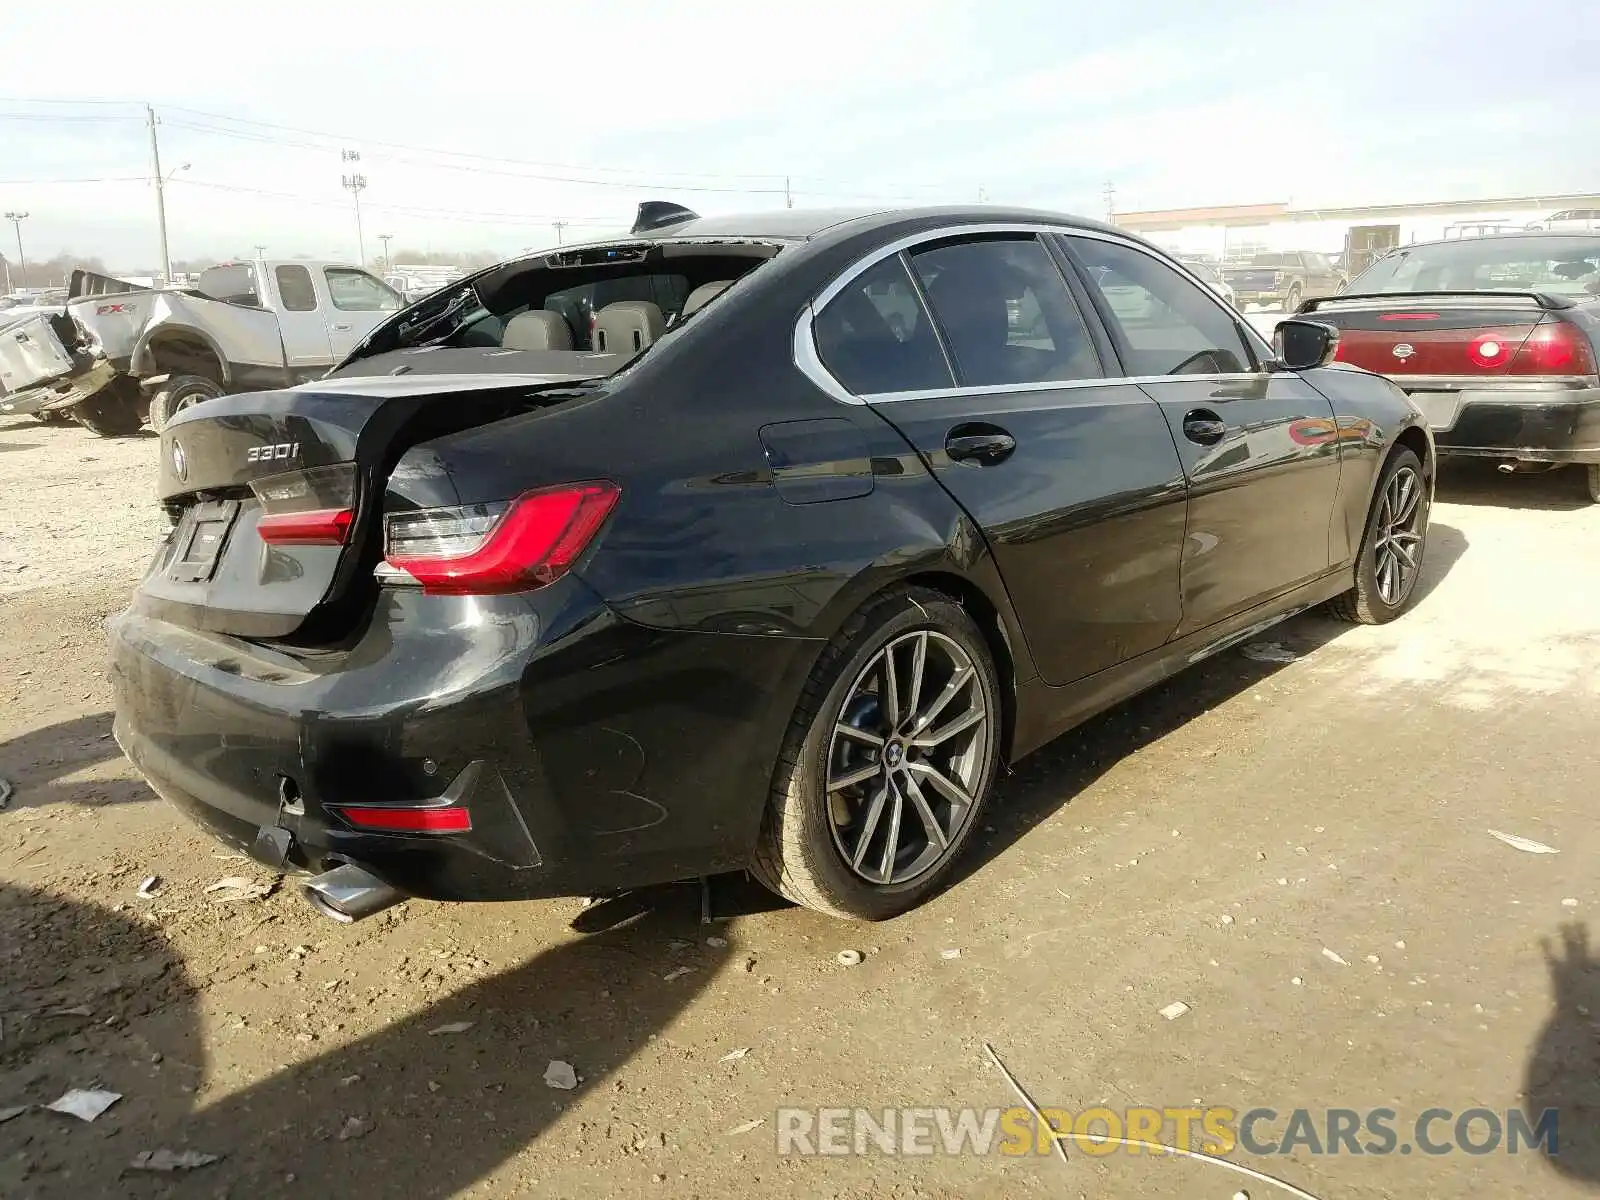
501;310;573;351
681;280;732;318
593;301;665;354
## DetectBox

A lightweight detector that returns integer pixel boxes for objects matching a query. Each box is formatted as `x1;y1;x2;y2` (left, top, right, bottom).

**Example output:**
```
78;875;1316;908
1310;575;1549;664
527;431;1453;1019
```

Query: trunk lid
144;372;603;642
1303;293;1555;376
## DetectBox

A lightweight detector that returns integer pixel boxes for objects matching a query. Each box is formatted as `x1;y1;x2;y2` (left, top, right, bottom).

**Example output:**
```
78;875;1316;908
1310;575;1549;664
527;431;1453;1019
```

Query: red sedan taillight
1508;320;1597;376
383;481;620;595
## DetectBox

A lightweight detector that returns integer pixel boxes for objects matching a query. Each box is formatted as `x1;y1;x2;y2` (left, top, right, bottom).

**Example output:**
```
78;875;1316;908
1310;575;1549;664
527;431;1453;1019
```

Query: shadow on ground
0;713;151;811
1436;460;1594;511
954;519;1468;887
0;879;730;1199
1523;921;1600;1184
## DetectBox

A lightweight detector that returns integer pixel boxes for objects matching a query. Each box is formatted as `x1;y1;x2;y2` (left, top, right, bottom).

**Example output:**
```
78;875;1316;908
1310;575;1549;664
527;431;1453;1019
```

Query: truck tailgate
0;314;74;395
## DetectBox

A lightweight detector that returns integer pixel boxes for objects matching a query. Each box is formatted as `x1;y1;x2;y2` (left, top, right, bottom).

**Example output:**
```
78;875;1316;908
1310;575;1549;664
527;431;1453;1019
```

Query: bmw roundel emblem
171;439;188;481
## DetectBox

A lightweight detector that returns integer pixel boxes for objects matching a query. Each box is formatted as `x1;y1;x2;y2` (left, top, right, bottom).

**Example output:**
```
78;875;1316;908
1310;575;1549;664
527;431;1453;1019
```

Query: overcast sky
2;0;1596;271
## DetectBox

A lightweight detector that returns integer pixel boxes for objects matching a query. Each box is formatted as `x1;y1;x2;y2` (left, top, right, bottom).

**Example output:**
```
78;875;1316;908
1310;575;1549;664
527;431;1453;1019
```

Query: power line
161;105;787;183
168;177;621;227
0;174;147;184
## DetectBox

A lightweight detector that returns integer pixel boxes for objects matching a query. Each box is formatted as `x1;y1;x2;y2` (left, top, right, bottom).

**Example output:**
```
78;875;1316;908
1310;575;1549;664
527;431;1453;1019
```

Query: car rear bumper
109;577;816;903
1400;383;1600;464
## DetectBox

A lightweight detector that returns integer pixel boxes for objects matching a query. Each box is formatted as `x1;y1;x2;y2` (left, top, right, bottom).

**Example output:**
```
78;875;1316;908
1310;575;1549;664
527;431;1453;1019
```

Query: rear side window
1071;239;1253;376
813;256;953;394
909;237;1100;387
324;268;403;312
274;265;317;312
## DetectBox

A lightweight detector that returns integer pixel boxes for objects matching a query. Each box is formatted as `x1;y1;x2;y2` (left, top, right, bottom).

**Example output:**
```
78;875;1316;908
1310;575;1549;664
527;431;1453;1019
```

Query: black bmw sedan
109;202;1434;924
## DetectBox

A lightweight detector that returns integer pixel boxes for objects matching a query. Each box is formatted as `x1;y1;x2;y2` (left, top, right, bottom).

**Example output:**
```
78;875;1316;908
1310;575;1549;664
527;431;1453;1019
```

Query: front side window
1072;238;1254;377
813;255;953;395
274;265;317;312
323;268;403;312
908;236;1100;387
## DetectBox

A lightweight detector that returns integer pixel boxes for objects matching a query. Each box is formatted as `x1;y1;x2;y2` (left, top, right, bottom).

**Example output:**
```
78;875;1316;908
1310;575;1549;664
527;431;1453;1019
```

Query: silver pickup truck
0;259;403;435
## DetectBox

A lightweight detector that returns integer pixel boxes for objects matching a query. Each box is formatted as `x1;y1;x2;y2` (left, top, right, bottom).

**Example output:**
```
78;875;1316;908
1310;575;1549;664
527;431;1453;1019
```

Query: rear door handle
1181;410;1228;446
945;425;1016;465
330;323;352;332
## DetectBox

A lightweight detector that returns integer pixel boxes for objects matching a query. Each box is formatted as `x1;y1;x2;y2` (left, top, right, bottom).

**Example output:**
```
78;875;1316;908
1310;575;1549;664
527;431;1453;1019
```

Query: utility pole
146;106;175;284
252;243;267;259
784;177;793;209
552;220;568;245
1103;181;1116;224
4;212;28;286
978;185;988;203
377;232;393;271
340;150;367;265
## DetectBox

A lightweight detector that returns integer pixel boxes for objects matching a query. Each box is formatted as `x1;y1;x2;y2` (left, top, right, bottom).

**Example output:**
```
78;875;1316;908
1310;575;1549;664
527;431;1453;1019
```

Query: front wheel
1328;447;1430;624
751;588;1003;920
1586;463;1600;504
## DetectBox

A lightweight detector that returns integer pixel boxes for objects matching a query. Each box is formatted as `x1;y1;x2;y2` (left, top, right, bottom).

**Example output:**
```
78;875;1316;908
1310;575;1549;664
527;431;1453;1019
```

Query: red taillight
1380;312;1440;321
250;464;358;545
1509;320;1597;376
384;481;620;595
1466;333;1512;371
257;507;353;545
330;804;472;833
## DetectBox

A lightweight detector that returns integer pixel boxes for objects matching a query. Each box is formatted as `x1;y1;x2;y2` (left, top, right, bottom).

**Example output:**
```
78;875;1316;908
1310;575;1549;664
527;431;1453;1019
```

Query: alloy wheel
1374;465;1425;605
825;630;990;886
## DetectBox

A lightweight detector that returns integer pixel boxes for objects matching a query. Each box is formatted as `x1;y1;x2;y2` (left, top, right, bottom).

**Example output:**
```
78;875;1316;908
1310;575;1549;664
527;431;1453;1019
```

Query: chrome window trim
794;221;1274;405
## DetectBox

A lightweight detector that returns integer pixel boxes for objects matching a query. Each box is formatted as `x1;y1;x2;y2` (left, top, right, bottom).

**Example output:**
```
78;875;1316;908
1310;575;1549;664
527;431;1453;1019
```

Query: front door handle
1182;410;1228;446
330;323;352;332
945;425;1016;465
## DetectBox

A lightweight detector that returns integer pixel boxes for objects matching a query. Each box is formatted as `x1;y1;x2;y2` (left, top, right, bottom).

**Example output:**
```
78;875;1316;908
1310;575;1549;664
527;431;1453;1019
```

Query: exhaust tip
301;863;404;924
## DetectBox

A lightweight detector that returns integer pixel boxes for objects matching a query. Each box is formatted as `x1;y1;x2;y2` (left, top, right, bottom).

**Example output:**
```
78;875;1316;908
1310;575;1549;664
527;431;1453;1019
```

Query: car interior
449;247;775;359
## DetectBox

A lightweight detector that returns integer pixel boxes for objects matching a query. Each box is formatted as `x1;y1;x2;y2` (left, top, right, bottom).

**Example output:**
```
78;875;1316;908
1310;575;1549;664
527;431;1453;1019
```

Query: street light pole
4;212;28;285
341;150;367;265
146;106;175;284
377;233;393;271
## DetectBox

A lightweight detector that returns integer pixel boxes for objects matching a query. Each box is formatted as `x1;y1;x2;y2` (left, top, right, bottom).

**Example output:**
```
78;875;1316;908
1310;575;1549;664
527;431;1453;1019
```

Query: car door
1063;234;1343;637
809;232;1189;686
269;264;333;373
321;267;404;359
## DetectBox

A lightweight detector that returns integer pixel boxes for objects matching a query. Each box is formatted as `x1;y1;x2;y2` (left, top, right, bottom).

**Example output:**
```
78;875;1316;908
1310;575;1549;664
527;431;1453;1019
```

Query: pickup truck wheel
71;381;144;438
1283;284;1303;314
751;587;1002;920
148;375;226;433
1586;463;1600;504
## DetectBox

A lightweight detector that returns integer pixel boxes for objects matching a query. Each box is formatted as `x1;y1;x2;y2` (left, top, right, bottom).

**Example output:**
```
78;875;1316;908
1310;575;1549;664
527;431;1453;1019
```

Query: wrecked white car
0;260;402;435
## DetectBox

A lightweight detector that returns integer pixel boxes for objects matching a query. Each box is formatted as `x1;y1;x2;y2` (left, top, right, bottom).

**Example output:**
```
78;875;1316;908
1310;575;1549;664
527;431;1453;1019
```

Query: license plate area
169;499;241;583
1406;391;1463;431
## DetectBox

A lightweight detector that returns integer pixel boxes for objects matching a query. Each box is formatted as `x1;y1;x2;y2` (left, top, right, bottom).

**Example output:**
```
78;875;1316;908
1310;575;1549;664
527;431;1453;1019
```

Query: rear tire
1284;284;1303;314
751;587;1003;920
148;374;226;433
70;381;144;438
1328;447;1430;624
1586;463;1600;504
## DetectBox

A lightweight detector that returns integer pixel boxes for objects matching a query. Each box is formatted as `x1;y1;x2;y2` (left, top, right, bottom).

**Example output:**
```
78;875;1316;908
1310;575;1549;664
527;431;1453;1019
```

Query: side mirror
1273;318;1340;371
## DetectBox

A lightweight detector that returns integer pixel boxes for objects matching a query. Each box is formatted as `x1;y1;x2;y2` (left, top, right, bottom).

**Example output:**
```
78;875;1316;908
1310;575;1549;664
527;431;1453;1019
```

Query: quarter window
813;255;953;395
323;268;403;312
274;265;317;312
909;236;1100;387
1071;239;1254;376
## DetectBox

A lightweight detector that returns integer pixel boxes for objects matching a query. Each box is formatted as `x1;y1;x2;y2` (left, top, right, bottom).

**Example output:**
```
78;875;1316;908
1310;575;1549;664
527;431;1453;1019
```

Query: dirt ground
3;414;1599;1199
